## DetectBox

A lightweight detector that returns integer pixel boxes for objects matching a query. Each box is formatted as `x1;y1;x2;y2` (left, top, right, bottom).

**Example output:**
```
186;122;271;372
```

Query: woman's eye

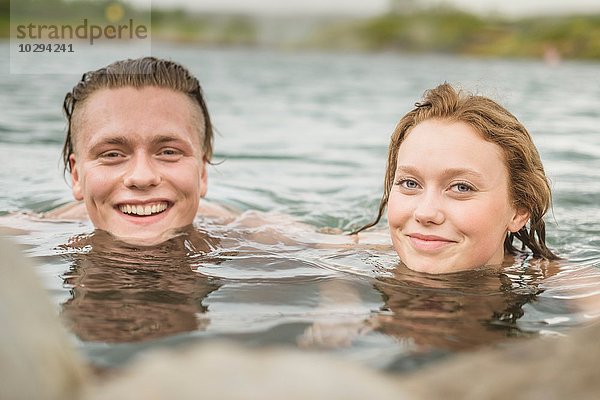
398;179;420;189
451;183;474;193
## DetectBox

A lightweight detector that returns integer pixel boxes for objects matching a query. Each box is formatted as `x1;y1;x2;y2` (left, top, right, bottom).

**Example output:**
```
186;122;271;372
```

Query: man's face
69;86;207;244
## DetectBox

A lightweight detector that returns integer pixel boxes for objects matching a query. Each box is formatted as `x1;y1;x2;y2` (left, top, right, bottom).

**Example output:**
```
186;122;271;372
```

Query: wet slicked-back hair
355;83;557;260
62;57;213;172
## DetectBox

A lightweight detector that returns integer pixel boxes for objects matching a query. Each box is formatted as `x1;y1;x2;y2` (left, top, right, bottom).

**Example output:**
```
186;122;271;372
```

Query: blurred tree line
1;0;255;46
2;0;147;36
313;4;600;59
2;0;600;59
150;7;256;46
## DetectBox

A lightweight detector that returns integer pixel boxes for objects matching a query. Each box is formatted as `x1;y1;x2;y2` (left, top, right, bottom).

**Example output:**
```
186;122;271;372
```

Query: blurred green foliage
5;0;148;38
0;0;9;37
314;7;600;59
2;0;600;59
360;8;485;52
150;8;257;45
2;0;256;46
8;0;138;21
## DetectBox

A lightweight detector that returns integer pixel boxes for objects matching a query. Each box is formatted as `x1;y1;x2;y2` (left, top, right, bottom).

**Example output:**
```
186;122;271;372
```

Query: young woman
356;83;558;274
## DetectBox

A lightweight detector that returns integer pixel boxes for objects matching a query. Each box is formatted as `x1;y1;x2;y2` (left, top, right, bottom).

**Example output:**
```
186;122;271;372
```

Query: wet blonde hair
356;83;557;259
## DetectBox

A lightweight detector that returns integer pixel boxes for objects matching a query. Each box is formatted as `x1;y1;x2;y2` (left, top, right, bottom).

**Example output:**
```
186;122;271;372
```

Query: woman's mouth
407;233;456;251
118;202;169;216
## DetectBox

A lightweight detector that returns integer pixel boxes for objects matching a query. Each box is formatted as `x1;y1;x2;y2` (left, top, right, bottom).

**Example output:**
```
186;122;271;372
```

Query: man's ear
200;157;208;198
508;208;530;233
69;154;84;201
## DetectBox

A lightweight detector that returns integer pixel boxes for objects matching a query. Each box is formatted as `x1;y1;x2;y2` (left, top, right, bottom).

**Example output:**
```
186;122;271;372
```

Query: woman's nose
413;192;445;225
123;154;161;189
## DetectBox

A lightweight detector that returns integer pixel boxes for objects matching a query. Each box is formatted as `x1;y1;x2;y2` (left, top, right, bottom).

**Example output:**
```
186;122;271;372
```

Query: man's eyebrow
150;134;187;145
88;135;131;150
88;134;188;150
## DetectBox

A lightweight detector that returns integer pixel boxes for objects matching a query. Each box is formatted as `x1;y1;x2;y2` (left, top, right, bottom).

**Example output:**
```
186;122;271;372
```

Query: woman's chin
402;259;501;275
400;258;472;275
406;263;452;274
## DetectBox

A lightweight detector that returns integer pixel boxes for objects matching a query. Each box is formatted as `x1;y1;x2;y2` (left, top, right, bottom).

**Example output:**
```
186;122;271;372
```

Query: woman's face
387;119;529;274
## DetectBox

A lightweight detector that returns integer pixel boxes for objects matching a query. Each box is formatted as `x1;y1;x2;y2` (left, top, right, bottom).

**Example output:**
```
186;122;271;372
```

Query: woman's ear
508;208;530;233
69;154;84;201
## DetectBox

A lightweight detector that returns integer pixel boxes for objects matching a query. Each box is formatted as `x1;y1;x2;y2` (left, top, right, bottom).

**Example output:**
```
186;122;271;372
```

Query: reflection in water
1;45;599;373
371;259;546;354
294;253;556;373
60;227;222;343
54;222;596;374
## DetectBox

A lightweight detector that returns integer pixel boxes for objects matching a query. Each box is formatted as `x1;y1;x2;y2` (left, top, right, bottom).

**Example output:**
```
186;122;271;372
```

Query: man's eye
100;151;123;158
158;148;181;156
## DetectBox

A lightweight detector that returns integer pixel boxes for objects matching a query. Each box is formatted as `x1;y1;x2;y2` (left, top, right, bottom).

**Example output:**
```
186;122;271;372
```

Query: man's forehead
71;86;205;147
81;86;201;113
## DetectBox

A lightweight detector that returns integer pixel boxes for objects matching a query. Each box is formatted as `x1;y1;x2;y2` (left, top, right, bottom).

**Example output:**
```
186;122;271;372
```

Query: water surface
1;42;599;372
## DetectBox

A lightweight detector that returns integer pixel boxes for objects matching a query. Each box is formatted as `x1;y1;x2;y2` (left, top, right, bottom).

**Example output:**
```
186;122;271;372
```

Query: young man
46;57;231;244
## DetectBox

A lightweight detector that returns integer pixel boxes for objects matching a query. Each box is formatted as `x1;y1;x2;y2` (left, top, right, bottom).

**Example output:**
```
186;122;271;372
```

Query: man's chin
108;226;193;247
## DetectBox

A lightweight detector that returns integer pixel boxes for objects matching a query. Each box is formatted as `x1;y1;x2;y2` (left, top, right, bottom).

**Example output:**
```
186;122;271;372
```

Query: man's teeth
119;203;168;216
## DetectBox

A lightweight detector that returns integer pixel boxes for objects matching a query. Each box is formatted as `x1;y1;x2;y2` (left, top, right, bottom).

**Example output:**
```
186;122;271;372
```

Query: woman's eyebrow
440;167;485;180
395;165;419;175
395;165;485;179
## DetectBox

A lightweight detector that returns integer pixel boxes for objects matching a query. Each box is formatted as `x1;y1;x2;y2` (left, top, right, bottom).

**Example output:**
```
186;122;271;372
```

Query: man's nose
413;191;445;225
123;154;161;189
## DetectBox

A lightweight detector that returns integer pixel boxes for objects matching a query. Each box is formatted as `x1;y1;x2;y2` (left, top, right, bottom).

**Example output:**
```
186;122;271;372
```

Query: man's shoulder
198;201;238;221
42;201;88;220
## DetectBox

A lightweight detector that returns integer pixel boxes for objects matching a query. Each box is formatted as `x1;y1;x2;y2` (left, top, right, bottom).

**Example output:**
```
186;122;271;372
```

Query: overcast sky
137;0;600;16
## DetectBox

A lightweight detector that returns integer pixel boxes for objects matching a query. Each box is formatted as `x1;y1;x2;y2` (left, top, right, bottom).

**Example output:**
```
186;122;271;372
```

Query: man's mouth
118;202;169;216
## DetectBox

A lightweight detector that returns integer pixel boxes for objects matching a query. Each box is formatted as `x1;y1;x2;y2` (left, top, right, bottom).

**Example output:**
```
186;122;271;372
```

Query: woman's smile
406;233;457;252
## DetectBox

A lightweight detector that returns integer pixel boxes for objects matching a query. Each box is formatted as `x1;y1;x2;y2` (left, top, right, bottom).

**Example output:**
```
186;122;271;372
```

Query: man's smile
118;201;169;216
